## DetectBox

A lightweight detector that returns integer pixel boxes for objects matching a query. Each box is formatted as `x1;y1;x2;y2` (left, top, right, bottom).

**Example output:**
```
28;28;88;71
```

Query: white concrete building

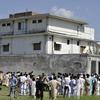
0;11;96;55
0;11;100;74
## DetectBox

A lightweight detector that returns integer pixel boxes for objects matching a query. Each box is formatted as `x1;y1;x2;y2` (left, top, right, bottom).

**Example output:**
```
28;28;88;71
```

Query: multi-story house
0;11;100;74
0;11;96;55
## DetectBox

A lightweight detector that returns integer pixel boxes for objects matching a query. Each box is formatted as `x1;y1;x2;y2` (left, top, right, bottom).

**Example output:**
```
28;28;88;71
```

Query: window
77;25;84;32
18;22;22;30
67;40;70;45
54;42;61;51
2;23;6;27
80;46;86;53
38;19;42;23
98;62;100;74
18;22;25;30
77;41;80;46
7;23;11;26
77;26;80;32
2;23;11;27
33;42;41;50
32;20;36;23
91;60;96;74
3;44;9;52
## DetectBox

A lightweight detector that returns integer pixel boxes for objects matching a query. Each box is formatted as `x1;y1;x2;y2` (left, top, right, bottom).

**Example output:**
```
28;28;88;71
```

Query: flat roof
0;12;88;25
47;13;88;25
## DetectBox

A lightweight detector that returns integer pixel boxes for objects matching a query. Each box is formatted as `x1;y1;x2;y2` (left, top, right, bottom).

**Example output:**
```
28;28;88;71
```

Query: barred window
38;19;42;23
32;20;37;23
54;42;61;51
3;44;9;52
33;42;41;50
18;22;22;30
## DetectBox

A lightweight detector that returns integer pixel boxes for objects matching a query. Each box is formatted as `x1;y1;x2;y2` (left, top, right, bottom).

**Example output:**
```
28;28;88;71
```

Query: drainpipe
71;38;73;53
52;35;54;54
10;36;13;55
0;38;1;55
87;57;91;74
10;20;14;55
25;19;28;33
12;20;14;34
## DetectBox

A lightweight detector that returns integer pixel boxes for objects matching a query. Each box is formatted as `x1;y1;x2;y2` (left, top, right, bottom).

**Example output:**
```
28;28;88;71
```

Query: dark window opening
3;44;9;52
2;24;6;27
54;42;61;51
33;42;41;50
18;22;22;30
67;40;70;45
98;62;100;74
38;19;42;23
7;23;11;26
77;41;80;46
91;60;96;74
32;20;36;23
49;37;52;40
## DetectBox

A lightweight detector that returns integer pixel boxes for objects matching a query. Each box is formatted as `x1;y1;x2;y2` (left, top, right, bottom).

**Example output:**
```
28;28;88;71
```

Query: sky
0;0;100;41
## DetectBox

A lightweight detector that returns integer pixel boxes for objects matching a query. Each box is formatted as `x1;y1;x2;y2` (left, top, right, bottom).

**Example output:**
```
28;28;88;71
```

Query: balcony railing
0;32;13;36
0;29;46;36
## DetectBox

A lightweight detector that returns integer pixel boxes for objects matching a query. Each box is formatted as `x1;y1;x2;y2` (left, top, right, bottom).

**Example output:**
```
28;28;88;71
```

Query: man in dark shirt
36;76;44;100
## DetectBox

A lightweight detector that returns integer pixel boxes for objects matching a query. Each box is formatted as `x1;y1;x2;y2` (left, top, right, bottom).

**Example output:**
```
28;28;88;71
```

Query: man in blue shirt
8;73;18;98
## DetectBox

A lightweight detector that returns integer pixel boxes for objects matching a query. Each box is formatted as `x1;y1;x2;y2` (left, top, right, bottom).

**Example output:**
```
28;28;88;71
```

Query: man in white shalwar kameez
76;74;85;99
31;77;36;98
20;74;27;95
63;74;71;98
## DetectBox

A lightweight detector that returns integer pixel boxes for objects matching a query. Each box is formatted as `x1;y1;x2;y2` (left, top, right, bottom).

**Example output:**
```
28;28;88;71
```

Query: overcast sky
0;0;100;41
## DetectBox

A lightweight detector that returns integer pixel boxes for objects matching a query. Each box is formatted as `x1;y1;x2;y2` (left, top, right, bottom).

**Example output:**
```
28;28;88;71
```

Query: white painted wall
47;18;94;40
53;36;71;54
27;18;47;33
0;15;96;55
46;35;53;54
46;35;96;54
71;40;80;54
12;35;45;54
84;27;94;40
14;19;25;34
0;18;47;35
0;16;94;41
48;18;78;36
0;38;12;55
14;19;26;34
0;21;13;35
47;36;76;54
0;35;46;55
78;27;94;40
0;34;96;55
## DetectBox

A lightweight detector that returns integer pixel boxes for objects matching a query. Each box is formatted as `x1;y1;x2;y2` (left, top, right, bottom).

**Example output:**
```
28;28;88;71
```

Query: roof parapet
9;11;38;18
1;11;87;25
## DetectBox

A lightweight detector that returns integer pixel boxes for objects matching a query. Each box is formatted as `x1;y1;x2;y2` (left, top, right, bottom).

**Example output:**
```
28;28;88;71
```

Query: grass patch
0;86;100;100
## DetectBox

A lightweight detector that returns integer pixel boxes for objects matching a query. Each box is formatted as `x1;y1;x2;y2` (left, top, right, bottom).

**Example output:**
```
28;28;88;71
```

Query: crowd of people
0;71;100;100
